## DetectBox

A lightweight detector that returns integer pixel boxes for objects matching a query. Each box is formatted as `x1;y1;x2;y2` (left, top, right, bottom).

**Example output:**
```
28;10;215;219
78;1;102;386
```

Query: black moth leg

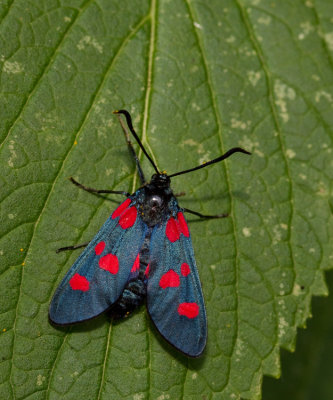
69;177;130;197
56;242;90;253
57;177;129;253
114;113;146;185
183;207;228;219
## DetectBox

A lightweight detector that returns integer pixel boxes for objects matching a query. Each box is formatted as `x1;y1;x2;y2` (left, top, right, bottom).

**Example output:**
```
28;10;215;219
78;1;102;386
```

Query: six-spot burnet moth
49;110;250;357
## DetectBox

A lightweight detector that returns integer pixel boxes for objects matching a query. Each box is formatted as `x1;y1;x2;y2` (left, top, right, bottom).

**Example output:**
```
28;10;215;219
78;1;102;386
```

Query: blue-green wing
147;212;207;357
49;198;147;325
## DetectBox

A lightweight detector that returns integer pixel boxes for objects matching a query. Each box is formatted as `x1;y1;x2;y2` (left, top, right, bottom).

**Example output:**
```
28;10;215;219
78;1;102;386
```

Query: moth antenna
169;147;251;178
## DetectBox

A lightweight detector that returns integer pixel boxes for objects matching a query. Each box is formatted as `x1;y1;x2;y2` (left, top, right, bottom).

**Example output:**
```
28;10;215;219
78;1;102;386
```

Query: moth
49;110;250;357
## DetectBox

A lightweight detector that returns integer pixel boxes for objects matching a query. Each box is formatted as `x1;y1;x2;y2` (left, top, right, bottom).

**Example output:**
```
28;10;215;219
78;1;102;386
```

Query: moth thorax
148;194;163;209
140;193;166;226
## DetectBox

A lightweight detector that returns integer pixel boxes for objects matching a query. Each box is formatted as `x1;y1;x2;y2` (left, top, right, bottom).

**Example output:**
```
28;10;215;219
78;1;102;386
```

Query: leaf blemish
247;70;261;86
133;393;145;400
293;283;303;296
315;90;332;103
191;102;201;111
77;36;103;54
286;149;296;159
182;139;205;155
278;316;288;338
3;61;23;74
238;136;258;153
257;15;271;25
298;21;315;40
36;374;46;386
226;35;236;43
231;118;248;130
324;32;333;51
274;80;296;123
242;227;251;237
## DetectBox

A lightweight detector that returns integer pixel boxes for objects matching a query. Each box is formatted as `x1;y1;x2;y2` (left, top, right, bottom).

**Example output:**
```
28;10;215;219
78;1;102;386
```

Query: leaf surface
1;0;332;399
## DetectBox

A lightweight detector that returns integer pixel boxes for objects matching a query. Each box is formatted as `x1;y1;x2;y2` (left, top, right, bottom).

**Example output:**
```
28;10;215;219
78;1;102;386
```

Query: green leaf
263;270;333;400
1;0;332;399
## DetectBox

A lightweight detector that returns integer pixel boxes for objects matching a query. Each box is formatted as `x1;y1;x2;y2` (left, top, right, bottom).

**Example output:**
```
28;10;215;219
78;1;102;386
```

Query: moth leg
115;113;146;185
56;242;90;253
183;207;228;219
174;191;186;197
69;177;130;197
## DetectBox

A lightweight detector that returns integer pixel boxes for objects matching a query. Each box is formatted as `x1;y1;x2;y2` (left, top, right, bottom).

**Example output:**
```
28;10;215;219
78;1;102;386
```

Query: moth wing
147;212;207;357
49;199;146;325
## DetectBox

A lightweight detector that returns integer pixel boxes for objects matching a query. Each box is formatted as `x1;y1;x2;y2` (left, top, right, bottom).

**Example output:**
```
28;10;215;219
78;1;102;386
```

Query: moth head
150;173;170;189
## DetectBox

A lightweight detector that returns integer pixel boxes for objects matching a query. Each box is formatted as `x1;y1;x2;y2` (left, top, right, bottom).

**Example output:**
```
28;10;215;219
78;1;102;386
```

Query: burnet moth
49;110;250;357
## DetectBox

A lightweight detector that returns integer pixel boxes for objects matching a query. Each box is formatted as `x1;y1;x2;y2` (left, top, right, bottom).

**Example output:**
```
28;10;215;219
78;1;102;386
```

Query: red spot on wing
159;270;180;289
177;212;189;237
119;206;137;229
69;273;90;291
181;263;191;276
112;198;131;219
166;217;180;242
145;264;150;277
95;241;105;255
99;253;119;274
178;302;199;318
131;253;140;272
